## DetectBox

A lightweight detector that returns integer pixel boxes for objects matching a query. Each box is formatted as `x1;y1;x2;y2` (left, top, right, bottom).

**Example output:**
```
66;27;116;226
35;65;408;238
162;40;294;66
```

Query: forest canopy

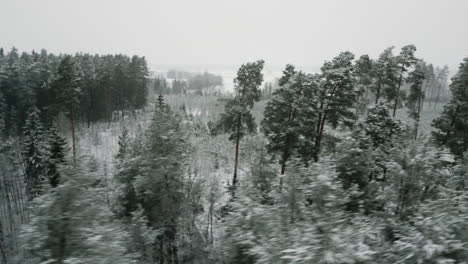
1;44;468;264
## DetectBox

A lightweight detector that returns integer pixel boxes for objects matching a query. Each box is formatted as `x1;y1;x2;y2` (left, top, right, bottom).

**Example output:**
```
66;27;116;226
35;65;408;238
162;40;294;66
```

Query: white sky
1;0;467;73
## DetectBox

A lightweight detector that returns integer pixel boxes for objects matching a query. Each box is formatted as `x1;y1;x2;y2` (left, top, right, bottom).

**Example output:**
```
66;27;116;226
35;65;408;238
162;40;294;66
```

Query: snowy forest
0;43;467;264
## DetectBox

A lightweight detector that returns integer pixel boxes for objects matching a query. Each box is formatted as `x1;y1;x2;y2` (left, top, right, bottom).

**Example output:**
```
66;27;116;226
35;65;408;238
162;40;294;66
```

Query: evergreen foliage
371;47;398;104
50;55;82;163
22;107;49;200
0;48;150;134
21;158;137;264
392;44;418;116
115;127;130;161
47;124;67;187
262;65;318;174
115;98;192;263
1;46;467;264
354;54;374;112
406;63;426;139
432;57;468;158
211;60;264;186
313;51;357;161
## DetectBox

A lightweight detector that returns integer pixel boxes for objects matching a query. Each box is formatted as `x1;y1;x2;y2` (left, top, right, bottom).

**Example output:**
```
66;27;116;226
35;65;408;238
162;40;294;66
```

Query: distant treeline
0;47;149;135
154;70;223;95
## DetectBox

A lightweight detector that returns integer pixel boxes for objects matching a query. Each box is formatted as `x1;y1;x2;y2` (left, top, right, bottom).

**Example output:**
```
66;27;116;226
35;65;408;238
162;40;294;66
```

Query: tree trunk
443;105;461;144
0;218;8;264
86;110;90;128
279;144;289;192
206;196;214;244
414;87;423;140
159;238;164;264
57;230;67;264
433;83;442;110
279;108;296;189
313;112;327;162
428;80;435;108
210;205;213;244
392;70;404;117
232;114;242;187
421;81;428;110
414;118;420;140
375;77;382;104
280;149;288;175
313;84;337;162
70;109;76;165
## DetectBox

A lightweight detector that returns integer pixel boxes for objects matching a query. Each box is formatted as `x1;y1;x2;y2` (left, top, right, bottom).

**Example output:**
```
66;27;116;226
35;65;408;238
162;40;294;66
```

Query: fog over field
1;1;468;264
2;0;467;71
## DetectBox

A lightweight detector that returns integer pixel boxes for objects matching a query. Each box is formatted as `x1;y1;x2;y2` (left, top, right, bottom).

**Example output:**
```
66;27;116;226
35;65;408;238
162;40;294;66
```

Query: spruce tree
432;57;468;158
47;124;67;187
115;127;130;161
115;97;190;263
157;93;165;108
22;107;49;200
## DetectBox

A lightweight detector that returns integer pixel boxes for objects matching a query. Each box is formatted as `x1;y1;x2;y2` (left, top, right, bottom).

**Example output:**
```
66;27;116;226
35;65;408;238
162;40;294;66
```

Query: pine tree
406;63;426;139
313;51;357;161
354;54;374;112
113;63;128;117
392;44;418;116
432;57;468;158
261;65;318;176
422;63;436;108
50;55;82;164
129;56;149;108
372;47;398;104
212;60;264;186
22;107;49;200
433;65;449;109
76;53;95;127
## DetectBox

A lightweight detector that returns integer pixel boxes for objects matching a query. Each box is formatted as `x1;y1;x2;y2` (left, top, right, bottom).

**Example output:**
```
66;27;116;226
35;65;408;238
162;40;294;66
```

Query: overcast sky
1;0;467;73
